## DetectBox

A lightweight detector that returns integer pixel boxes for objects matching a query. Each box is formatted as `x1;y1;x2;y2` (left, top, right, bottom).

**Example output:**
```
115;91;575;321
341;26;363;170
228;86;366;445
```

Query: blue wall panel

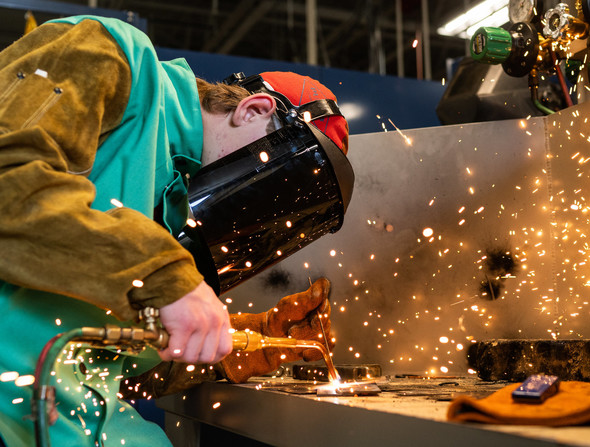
156;47;446;135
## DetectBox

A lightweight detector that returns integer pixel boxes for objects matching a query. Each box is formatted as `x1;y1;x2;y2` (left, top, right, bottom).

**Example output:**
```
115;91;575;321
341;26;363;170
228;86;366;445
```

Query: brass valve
543;3;589;42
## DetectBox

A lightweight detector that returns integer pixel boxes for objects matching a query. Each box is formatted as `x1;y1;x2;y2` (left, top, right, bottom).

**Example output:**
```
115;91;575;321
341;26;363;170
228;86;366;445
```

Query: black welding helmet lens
178;118;354;294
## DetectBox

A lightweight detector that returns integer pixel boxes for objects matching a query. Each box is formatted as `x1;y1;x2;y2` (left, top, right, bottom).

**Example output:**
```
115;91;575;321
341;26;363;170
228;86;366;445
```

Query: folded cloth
447;381;590;426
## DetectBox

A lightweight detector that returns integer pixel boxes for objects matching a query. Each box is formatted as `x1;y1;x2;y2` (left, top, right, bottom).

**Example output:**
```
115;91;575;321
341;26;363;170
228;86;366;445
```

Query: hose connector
138;307;169;350
79;307;169;351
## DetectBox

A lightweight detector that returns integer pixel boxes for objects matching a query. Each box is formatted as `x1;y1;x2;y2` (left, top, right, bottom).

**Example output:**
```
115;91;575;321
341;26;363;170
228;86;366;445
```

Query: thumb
281;277;331;315
267;278;331;336
306;277;331;312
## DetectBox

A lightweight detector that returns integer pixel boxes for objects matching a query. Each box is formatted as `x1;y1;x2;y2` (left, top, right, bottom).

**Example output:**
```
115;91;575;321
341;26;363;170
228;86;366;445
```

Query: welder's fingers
166;327;205;363
302;348;324;362
314;302;335;350
197;317;233;364
267;278;331;336
310;300;332;332
223;346;292;383
158;281;232;363
159;323;192;362
229;312;266;332
288;300;332;341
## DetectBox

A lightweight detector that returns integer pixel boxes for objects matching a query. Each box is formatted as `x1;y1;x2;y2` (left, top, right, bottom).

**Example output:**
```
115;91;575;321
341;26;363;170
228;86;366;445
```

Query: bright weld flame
317;379;343;393
387;118;412;145
212;402;221;409
186;218;197;228
303;111;312;122
259;151;269;162
316;379;378;395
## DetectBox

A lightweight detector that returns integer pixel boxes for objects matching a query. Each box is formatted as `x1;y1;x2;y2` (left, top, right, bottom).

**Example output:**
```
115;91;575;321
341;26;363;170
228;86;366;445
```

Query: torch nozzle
231;330;341;382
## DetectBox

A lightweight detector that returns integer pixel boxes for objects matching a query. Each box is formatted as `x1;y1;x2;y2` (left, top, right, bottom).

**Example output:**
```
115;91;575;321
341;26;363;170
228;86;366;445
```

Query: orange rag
447;381;590;426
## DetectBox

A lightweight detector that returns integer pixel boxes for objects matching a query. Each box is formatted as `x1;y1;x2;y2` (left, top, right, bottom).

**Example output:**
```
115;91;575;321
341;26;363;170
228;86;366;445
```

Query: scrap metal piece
468;339;590;381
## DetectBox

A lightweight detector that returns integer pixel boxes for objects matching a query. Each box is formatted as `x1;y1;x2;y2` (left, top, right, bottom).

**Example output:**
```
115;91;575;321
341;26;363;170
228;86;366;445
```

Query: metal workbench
158;377;590;447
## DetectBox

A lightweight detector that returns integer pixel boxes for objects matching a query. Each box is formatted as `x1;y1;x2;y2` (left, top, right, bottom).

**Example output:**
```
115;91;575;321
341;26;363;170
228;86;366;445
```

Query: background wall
223;103;590;377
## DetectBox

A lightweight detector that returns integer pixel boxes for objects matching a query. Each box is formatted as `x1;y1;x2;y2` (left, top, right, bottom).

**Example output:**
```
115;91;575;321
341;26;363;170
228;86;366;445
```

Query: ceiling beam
217;1;275;54
201;0;258;53
107;0;211;16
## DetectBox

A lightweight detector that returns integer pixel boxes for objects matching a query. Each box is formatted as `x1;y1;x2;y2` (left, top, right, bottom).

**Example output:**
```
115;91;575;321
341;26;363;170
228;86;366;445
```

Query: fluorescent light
465;7;510;38
437;0;509;39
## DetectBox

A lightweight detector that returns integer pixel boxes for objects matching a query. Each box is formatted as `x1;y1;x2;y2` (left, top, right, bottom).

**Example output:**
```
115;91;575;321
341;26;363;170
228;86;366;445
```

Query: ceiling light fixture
437;0;509;39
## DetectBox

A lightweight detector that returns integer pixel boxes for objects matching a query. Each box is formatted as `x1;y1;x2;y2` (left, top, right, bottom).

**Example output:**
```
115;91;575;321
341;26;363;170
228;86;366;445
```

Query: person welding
0;14;353;447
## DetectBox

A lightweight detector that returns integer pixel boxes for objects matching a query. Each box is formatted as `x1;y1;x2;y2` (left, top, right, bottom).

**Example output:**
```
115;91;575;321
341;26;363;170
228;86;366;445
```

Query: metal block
468;339;590;381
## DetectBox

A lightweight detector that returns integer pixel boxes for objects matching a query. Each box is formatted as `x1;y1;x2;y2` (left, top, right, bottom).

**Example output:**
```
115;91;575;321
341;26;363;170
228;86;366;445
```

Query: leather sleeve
0;20;202;321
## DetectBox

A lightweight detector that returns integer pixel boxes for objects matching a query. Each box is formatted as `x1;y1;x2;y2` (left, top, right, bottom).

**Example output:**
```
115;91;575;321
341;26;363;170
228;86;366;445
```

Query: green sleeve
0;20;202;321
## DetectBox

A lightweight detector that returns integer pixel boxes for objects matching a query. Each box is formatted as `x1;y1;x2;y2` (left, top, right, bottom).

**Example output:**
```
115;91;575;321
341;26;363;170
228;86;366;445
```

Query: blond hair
196;78;250;114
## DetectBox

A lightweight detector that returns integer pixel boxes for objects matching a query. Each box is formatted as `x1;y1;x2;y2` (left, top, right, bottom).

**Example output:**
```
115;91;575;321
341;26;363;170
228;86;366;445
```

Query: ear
231;93;276;127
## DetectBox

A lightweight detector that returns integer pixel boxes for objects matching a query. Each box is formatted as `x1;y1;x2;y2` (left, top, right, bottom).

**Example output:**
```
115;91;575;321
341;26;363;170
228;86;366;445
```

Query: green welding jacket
0;16;217;447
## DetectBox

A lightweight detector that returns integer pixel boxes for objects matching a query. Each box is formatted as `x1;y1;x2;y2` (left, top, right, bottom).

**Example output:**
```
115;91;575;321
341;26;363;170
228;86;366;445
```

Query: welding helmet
178;72;354;294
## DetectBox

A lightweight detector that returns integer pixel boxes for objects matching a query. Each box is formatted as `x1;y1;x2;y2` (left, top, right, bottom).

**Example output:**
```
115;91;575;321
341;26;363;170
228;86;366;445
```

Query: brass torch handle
82;308;302;353
231;330;299;351
149;327;298;352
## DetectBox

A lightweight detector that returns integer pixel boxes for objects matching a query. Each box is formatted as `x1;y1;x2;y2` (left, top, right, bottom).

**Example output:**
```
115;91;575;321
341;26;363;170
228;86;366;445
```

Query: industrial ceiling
104;0;471;80
1;0;490;82
7;0;576;83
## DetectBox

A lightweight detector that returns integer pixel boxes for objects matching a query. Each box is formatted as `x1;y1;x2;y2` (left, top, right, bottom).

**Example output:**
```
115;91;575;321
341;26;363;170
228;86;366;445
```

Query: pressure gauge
509;0;537;23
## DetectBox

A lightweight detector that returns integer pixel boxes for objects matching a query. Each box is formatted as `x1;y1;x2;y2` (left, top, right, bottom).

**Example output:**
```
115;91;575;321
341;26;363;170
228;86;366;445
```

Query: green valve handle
470;26;512;64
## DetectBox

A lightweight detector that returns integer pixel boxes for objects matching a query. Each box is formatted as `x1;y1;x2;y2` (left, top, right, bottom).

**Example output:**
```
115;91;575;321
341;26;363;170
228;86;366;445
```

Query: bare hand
158;281;232;364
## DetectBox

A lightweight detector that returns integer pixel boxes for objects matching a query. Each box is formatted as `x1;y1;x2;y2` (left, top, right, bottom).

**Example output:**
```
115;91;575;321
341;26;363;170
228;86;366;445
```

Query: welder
0;14;352;447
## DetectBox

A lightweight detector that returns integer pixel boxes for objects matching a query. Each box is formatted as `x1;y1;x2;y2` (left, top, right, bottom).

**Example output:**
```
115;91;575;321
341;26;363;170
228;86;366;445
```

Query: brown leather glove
221;277;333;383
